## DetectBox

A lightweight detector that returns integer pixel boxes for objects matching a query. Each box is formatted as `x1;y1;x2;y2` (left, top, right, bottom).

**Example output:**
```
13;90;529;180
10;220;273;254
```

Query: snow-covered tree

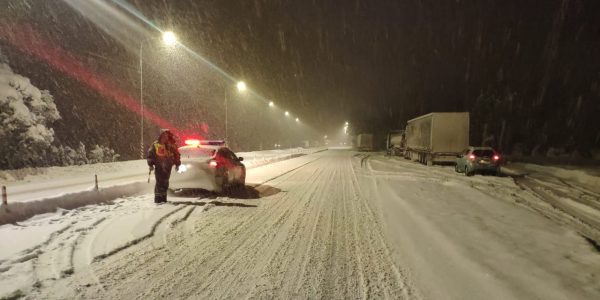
88;144;120;164
0;62;61;169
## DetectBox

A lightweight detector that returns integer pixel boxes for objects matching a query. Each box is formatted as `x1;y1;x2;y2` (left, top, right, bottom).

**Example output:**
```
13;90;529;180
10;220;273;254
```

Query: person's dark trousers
154;163;172;203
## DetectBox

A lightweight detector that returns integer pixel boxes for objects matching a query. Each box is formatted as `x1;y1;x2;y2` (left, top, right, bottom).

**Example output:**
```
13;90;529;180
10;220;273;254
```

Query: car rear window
217;148;239;160
473;150;495;157
179;147;216;158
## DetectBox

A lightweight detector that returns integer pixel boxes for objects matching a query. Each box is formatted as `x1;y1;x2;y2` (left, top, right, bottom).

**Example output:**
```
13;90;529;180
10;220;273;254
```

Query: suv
455;146;501;176
170;139;246;193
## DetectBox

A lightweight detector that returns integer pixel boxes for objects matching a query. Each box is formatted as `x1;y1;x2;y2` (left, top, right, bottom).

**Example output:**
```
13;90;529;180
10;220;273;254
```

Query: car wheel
464;166;473;177
239;169;246;187
455;164;460;173
216;170;229;194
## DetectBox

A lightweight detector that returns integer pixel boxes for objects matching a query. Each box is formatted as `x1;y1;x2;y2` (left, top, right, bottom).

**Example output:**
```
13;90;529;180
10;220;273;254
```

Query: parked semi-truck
386;130;405;156
356;134;374;151
404;112;469;165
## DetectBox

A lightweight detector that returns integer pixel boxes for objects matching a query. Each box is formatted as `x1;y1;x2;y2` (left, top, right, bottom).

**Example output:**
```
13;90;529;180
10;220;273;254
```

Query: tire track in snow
352;154;418;298
120;162;322;298
201;162;330;298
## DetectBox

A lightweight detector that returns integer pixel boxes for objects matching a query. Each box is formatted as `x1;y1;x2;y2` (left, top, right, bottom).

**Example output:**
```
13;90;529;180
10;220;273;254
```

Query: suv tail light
493;155;500;161
468;154;476;160
208;160;218;167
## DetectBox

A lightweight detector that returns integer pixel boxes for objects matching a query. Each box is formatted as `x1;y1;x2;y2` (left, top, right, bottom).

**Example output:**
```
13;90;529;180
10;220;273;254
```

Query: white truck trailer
404;112;469;165
356;134;374;151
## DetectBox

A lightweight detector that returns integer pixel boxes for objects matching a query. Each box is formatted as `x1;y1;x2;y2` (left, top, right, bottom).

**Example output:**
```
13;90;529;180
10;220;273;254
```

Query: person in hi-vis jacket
147;129;181;203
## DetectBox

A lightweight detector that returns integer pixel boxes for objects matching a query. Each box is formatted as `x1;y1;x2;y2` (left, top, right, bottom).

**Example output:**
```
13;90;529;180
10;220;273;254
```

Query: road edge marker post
2;186;7;209
94;175;99;191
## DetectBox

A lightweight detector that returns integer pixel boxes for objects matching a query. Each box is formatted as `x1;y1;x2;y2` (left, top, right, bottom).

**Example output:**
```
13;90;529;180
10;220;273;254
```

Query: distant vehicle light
209;160;218;167
493;155;500;160
185;139;200;146
468;154;476;160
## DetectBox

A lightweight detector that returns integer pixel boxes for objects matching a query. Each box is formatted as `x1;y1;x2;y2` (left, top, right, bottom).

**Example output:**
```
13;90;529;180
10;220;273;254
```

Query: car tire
455;164;460;173
239;169;246;187
464;166;473;177
216;169;229;194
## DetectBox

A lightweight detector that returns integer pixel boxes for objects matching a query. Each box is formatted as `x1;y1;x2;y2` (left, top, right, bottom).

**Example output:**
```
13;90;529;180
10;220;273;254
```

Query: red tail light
493;155;500;161
468;154;476;160
208;160;218;167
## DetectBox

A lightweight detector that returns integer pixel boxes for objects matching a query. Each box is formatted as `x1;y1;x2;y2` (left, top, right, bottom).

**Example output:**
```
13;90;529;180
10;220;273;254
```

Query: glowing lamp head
285;111;289;116
162;31;177;46
295;117;299;122
236;81;247;92
269;101;274;107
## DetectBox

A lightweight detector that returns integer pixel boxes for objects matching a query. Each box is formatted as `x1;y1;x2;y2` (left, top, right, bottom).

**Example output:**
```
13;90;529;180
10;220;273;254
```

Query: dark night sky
1;0;599;158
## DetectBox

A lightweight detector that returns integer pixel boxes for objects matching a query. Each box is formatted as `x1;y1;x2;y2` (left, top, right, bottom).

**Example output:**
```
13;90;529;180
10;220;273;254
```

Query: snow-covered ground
1;150;599;299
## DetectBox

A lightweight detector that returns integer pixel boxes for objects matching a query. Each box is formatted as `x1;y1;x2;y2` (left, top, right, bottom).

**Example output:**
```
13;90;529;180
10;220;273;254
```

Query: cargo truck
404;112;469;165
356;134;374;151
386;130;405;156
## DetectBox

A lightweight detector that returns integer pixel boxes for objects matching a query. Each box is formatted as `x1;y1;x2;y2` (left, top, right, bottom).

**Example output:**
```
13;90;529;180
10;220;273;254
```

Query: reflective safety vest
153;142;175;159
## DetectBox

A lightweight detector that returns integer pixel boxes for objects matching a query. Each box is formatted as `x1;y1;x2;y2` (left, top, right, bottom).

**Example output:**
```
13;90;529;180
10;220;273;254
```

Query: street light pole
139;42;144;159
224;88;228;143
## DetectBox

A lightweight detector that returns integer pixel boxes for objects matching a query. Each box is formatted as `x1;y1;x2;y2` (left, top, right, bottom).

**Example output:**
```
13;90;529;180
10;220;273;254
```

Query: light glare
162;31;177;46
237;81;247;92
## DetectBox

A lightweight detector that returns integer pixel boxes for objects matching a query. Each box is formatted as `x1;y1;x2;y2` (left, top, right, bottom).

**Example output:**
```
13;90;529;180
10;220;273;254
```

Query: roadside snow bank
0;183;151;225
0;160;147;184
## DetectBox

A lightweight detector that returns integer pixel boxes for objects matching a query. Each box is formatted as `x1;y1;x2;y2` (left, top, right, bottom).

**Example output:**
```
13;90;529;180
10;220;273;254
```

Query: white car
170;140;246;193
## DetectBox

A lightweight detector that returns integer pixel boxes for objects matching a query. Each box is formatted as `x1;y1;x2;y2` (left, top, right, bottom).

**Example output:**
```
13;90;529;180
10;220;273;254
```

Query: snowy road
2;150;600;299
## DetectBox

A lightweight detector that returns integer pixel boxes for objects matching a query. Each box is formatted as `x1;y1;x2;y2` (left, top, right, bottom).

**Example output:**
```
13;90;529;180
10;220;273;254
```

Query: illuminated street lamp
285;111;290;116
295;117;299;122
236;81;247;92
139;31;177;158
269;101;274;107
162;31;177;46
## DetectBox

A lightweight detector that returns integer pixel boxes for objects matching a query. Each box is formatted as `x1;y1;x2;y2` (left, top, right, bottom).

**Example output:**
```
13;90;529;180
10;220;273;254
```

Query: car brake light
185;139;201;146
468;154;476;160
209;160;218;167
493;155;500;161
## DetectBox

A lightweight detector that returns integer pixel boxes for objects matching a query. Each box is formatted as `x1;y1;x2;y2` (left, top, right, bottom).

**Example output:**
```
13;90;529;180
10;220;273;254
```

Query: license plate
479;160;489;164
